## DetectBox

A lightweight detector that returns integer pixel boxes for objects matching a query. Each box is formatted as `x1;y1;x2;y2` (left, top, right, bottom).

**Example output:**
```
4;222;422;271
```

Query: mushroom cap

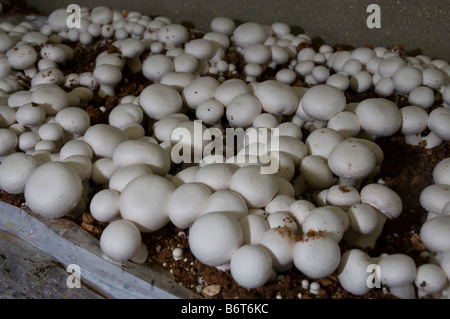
400;105;429;135
182;76;220;110
204;189;248;219
305;128;344;159
83;124;128;158
327;139;377;182
232;22;268;48
239;214;269;245
301;84;346;121
433;158;450;185
7;43;38;70
293;233;341;279
214;79;251;106
139;83;182;120
93;64;122;86
55;107;91;135
392;66;423;94
24;161;83;218
168;182;212;229
90;188;120;222
157;24;190;46
142;54;174;82
299;155;334;190
194;163;238;191
360;183;403;219
226;93;262;128
346;203;379;235
337;249;372;296
112;139;171;176
108;163;153;193
302;206;349;242
420;215;450;252
230;244;273;289
259;227;295;272
229;165;278;208
420;184;450;216
119;174;175;232
326;185;361;208
428;107;450;141
31;85;70;116
354;98;402;137
114;38;145;58
378;254;417;287
188;211;243;266
0;152;41;194
414;264;448;295
99;219;141;263
253;80;299;116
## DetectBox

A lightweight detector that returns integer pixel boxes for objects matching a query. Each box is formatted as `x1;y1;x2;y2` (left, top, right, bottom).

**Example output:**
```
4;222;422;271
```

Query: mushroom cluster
0;4;449;299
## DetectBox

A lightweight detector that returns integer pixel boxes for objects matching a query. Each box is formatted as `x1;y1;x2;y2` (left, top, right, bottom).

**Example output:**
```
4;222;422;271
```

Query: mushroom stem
343;210;387;249
404;133;422;146
389;283;417;299
422;131;443;149
98;84;115;97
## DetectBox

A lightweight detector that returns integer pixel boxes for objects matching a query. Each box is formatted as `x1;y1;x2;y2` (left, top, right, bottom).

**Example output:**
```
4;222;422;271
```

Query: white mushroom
99;219;143;263
378;254;417;299
204;189;248;220
90;188;120;222
299;155;334;190
0;152;41;194
253;80;299;116
24;161;83;218
337;249;372;296
433;158;450;185
259;227;295;272
293;233;341;279
420;215;450;253
108;163;153;193
302;206;349;242
239;213;269;245
168;182;212;229
301;84;346;121
188;211;243;266
83;124;128;158
230;244;273;289
414;264;448;298
354;98;401;139
139;83;183;120
399;105;429;145
420;184;450;219
305;128;344;159
327;139;377;187
119;174;174;232
422;107;450;149
93;64;122;97
229;165;278;208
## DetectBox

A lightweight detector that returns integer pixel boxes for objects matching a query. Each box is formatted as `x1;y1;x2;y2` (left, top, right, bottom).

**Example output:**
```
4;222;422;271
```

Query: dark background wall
13;0;450;61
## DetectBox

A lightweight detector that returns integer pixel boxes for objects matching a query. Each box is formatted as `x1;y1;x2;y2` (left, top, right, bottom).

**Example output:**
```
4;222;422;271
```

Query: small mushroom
337;249;372;296
414;264;448;298
24;161;83;218
189;211;243;267
301;206;349;242
420;215;450;253
120;174;174;232
230;244;273;289
293;233;341;279
90;188;120;222
422;107;450;149
420;184;450;219
99;219;143;263
259;227;295;272
168;182;212;229
327;139;377;187
378;254;417;299
399;105;429;145
433;158;450;185
0;152;41;194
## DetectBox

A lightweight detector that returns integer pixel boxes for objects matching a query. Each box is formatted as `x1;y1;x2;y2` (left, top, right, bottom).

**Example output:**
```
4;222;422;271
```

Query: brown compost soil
1;3;449;300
